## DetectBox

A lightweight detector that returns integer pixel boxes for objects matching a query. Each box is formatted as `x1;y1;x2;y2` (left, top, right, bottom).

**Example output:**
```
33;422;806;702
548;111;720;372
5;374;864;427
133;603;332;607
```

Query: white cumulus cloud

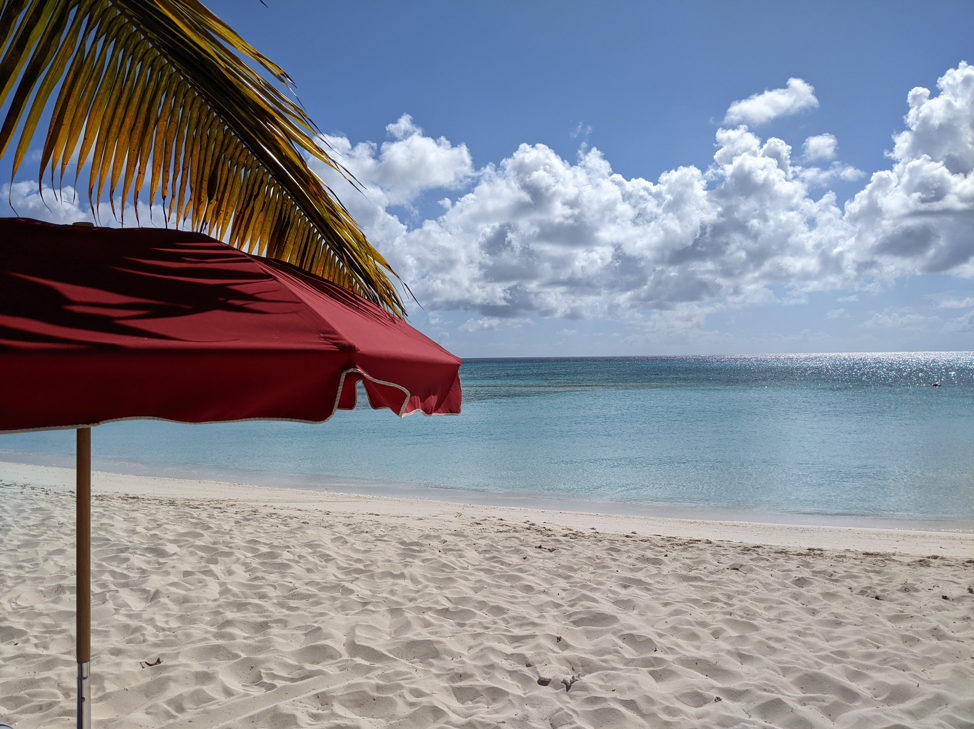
799;161;865;188
321;126;854;321
893;63;974;176
2;181;168;228
3;182;90;225
303;63;973;332
723;78;819;126
803;133;837;161
321;114;474;208
844;61;974;280
460;317;501;332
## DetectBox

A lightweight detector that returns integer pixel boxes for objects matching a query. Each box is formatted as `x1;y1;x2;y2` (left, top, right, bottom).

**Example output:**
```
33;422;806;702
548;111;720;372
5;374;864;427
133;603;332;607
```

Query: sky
3;1;973;356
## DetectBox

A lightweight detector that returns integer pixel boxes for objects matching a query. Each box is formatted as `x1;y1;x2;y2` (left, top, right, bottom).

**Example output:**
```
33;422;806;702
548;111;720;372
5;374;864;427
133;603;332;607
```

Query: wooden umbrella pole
77;428;91;729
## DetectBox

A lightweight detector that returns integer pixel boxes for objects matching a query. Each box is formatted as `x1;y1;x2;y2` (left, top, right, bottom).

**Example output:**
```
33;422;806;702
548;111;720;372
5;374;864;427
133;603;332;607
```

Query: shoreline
2;460;972;557
2;451;972;536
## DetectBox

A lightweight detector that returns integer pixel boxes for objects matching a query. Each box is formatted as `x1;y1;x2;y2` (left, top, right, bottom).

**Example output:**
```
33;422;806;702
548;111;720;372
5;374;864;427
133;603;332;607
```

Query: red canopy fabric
0;218;462;432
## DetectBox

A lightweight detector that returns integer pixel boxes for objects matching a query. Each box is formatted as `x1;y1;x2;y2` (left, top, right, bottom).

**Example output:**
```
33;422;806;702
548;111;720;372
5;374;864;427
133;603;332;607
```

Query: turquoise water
3;352;973;523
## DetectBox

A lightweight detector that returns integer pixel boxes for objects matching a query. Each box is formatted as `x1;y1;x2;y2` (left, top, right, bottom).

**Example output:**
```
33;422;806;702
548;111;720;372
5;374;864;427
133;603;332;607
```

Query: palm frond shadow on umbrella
3;229;393;349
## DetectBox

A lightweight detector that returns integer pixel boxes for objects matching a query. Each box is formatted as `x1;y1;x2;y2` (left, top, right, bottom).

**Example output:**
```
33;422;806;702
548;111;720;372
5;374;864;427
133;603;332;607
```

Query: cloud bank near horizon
6;64;973;339
309;63;973;334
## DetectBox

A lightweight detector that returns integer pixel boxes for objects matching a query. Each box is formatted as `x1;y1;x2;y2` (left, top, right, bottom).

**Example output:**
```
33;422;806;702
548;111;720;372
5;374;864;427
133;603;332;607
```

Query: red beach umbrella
0;217;462;727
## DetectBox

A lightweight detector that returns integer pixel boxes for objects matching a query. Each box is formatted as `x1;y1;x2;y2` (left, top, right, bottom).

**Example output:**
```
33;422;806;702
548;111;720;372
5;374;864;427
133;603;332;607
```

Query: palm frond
0;0;408;317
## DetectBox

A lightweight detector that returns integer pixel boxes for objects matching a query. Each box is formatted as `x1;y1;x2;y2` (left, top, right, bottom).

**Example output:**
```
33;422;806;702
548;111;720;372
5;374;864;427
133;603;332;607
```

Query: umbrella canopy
0;217;462;430
0;217;461;728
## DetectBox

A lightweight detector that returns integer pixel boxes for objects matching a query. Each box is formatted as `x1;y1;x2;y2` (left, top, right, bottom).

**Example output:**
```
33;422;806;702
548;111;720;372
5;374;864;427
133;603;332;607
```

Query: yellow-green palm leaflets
0;0;407;316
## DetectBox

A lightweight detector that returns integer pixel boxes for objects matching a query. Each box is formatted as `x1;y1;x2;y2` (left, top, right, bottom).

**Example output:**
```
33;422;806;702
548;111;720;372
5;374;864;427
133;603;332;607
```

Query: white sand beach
1;462;972;728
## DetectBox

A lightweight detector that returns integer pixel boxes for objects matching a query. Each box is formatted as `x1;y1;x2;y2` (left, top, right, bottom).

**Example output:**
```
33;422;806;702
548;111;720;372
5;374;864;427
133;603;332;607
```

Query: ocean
2;352;972;528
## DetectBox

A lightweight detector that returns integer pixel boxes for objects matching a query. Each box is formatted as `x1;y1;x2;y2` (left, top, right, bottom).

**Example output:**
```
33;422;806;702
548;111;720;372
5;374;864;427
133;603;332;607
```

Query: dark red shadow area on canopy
0;218;462;432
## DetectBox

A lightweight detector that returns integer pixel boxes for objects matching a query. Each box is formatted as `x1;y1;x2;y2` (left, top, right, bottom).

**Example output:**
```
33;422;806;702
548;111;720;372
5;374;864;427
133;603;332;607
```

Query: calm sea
3;352;973;527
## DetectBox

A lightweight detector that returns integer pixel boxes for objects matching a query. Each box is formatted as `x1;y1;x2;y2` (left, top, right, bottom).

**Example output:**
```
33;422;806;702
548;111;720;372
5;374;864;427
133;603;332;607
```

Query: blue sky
4;1;973;356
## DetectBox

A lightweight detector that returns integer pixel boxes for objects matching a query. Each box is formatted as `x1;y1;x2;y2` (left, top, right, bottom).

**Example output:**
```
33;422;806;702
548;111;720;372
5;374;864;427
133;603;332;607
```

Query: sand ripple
1;482;972;728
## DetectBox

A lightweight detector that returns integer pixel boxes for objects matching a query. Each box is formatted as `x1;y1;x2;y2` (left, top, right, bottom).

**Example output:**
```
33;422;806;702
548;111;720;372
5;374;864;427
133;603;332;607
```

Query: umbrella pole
77;427;91;729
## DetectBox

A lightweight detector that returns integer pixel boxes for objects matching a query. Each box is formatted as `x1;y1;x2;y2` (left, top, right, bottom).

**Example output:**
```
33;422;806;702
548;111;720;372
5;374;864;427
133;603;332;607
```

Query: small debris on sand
562;673;581;691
